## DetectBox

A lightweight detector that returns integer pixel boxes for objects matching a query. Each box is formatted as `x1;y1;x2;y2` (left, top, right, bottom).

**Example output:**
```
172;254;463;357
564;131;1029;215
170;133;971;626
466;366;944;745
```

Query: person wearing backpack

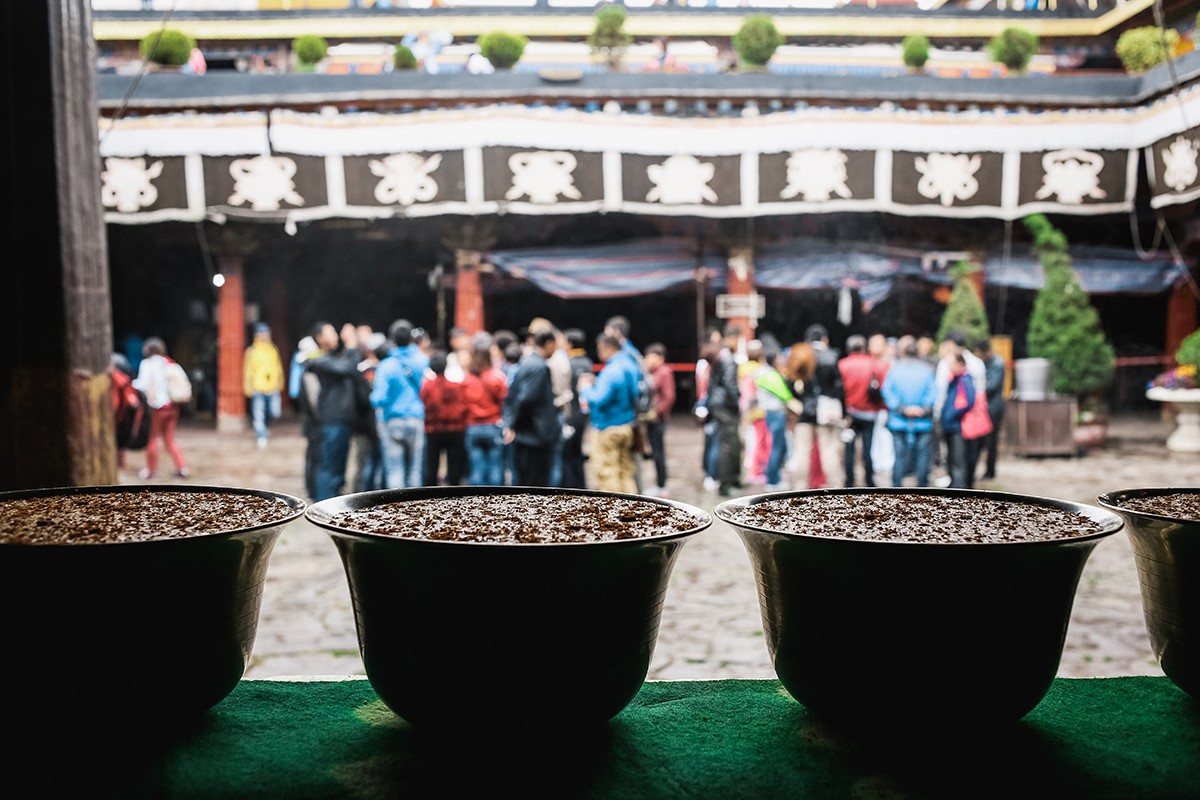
132;336;190;479
578;333;639;494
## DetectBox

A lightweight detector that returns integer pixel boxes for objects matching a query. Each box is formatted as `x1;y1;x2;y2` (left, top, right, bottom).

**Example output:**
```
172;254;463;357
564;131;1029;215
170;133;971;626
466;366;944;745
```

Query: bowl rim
714;486;1123;546
305;484;713;546
1097;487;1200;523
0;484;307;547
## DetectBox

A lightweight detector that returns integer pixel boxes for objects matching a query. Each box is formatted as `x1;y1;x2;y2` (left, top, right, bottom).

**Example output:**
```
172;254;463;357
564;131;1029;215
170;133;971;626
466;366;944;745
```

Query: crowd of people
691;323;1009;495
284;314;678;503
113;313;1009;499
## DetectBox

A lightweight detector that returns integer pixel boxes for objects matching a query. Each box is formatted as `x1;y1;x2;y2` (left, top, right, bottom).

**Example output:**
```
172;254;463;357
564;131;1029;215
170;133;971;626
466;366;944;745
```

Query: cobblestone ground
120;410;1200;682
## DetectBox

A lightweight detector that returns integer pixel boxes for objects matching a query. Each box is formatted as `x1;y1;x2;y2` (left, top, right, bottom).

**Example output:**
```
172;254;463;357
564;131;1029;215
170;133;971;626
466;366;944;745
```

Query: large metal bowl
306;485;711;732
0;484;305;725
715;487;1123;734
1098;487;1200;698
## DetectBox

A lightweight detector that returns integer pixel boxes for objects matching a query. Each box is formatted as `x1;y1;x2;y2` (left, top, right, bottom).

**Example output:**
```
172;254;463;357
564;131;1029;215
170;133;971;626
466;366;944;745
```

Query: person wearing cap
243;322;285;450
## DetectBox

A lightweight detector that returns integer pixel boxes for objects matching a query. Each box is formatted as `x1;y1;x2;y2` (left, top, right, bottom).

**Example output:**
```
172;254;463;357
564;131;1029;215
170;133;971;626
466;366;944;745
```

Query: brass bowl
716;487;1123;734
0;485;305;725
306;485;711;731
1098;487;1200;698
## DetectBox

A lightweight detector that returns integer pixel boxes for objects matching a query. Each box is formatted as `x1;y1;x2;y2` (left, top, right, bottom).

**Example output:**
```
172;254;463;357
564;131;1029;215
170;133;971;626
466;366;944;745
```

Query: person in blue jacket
940;351;977;489
880;336;938;487
370;319;430;489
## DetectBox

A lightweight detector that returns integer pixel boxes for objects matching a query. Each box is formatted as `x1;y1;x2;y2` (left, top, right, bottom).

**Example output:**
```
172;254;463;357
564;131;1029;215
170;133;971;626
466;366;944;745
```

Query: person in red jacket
461;334;510;486
420;350;468;486
837;334;889;487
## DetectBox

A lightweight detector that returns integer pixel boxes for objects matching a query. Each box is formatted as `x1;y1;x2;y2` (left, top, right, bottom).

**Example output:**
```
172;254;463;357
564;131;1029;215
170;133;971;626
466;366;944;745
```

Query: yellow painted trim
93;1;1155;42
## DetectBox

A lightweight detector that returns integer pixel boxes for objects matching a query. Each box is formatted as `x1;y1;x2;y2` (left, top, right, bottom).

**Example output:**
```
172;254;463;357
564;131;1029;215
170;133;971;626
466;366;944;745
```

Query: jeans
703;419;719;480
379;416;425;489
424;430;467;486
315;422;352;501
249;391;281;441
711;405;742;490
646;418;667;489
764;409;788;486
465;423;505;486
843;415;877;487
944;430;969;488
892;428;932;487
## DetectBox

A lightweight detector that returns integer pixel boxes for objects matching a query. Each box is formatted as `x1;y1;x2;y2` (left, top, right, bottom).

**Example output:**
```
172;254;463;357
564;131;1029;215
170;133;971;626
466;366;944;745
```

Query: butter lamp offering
0;485;305;723
716;488;1123;734
1098;488;1200;698
306;486;711;731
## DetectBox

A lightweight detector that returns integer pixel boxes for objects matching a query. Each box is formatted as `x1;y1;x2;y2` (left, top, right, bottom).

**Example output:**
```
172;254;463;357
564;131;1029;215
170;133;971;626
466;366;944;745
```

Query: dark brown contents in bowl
0;490;296;545
1115;492;1200;521
723;493;1105;543
330;493;706;543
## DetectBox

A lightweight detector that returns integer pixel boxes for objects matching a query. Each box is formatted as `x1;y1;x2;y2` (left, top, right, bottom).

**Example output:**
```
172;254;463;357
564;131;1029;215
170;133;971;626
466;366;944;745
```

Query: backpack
635;364;656;422
113;371;151;450
165;360;193;405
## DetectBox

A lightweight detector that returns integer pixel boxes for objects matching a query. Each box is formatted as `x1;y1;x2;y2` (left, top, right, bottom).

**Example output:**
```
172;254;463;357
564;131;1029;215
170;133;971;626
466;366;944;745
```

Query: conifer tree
936;260;990;348
1023;214;1115;406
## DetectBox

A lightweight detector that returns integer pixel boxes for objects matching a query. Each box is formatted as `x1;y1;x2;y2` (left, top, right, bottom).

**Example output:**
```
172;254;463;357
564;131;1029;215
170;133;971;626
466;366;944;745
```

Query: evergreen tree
1023;214;1115;405
936;260;990;348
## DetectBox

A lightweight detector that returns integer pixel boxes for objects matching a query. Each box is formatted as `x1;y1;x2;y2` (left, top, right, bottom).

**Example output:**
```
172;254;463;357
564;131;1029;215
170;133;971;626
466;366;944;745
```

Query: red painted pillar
1165;279;1198;364
216;254;247;433
727;249;757;338
454;250;485;336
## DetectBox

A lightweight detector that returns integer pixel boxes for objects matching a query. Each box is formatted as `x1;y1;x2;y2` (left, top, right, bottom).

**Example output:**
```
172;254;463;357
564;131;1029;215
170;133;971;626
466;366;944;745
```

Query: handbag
961;387;993;440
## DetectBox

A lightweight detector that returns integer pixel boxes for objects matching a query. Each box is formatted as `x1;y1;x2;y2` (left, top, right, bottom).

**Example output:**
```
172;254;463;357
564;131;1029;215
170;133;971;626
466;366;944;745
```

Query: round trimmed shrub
478;31;527;70
733;14;784;68
987;27;1039;74
902;35;930;70
293;35;328;69
394;44;418;71
139;29;196;67
1115;27;1179;74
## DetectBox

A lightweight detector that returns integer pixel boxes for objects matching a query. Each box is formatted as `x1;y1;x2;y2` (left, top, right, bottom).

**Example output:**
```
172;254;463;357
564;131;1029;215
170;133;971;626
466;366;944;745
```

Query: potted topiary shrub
588;4;632;71
478;31;527;71
139;28;196;70
393;44;418;71
902;35;931;72
987;27;1039;75
293;34;328;73
733;14;783;71
1023;214;1116;449
1115;26;1180;74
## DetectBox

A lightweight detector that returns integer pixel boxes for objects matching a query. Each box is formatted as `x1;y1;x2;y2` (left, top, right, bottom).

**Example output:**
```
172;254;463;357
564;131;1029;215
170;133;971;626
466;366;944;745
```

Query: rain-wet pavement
118;409;1200;682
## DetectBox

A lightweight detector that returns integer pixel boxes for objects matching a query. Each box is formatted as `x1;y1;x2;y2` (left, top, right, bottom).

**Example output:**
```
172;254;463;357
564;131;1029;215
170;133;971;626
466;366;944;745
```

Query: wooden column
0;0;115;489
1165;279;1198;364
454;249;485;336
215;254;248;433
727;249;757;337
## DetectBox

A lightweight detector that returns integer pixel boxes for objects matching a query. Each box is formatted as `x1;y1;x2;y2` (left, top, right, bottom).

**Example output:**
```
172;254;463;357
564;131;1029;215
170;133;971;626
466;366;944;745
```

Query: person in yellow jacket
244;322;285;449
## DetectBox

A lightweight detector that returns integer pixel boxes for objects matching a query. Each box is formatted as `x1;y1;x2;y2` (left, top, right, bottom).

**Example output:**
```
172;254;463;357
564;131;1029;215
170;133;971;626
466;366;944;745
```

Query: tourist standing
303;322;365;501
838;334;888;487
461;333;509;486
133;336;190;480
420;350;468;486
242;322;284;450
501;329;560;487
940;352;977;489
978;338;1007;480
371;319;430;490
578;332;640;493
560;327;594;489
880;337;938;487
707;325;744;497
642;342;676;497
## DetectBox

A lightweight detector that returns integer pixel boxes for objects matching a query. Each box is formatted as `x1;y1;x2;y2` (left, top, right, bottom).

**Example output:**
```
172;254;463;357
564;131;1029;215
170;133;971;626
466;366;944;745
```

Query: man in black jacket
706;324;744;497
502;329;560;487
303;321;368;501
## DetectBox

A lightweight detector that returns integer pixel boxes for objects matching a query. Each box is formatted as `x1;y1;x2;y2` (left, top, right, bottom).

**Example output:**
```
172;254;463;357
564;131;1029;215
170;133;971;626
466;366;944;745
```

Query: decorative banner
96;93;1200;224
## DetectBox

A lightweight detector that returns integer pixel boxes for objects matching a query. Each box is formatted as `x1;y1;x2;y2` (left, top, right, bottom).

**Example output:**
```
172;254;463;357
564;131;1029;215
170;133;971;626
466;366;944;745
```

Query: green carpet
13;678;1199;799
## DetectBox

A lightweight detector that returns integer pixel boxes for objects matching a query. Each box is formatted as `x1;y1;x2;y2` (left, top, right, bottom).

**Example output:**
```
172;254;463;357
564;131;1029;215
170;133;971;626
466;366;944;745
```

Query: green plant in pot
139;28;196;68
588;4;632;71
1115;26;1179;74
478;30;527;71
733;14;783;71
935;260;990;348
293;34;328;72
1023;214;1115;429
901;35;931;72
393;44;418;71
987;27;1038;75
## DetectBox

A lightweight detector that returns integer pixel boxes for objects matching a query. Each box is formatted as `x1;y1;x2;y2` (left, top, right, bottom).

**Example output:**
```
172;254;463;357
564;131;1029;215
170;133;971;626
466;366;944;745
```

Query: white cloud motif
781;149;852;202
1035;149;1107;204
370;153;443;206
101;157;164;213
646;155;718;204
1162;136;1200;192
506;151;582;204
227;155;304;211
915;152;981;206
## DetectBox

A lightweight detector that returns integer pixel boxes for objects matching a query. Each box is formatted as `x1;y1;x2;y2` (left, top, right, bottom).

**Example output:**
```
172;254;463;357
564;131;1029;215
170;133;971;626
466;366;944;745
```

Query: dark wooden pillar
454;249;485;336
0;1;115;489
1166;279;1198;364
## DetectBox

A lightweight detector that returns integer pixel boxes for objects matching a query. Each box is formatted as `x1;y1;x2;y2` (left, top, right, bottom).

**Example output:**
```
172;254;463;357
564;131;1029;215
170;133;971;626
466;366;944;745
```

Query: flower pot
0;485;305;726
306;486;711;732
1097;488;1200;698
715;488;1122;735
